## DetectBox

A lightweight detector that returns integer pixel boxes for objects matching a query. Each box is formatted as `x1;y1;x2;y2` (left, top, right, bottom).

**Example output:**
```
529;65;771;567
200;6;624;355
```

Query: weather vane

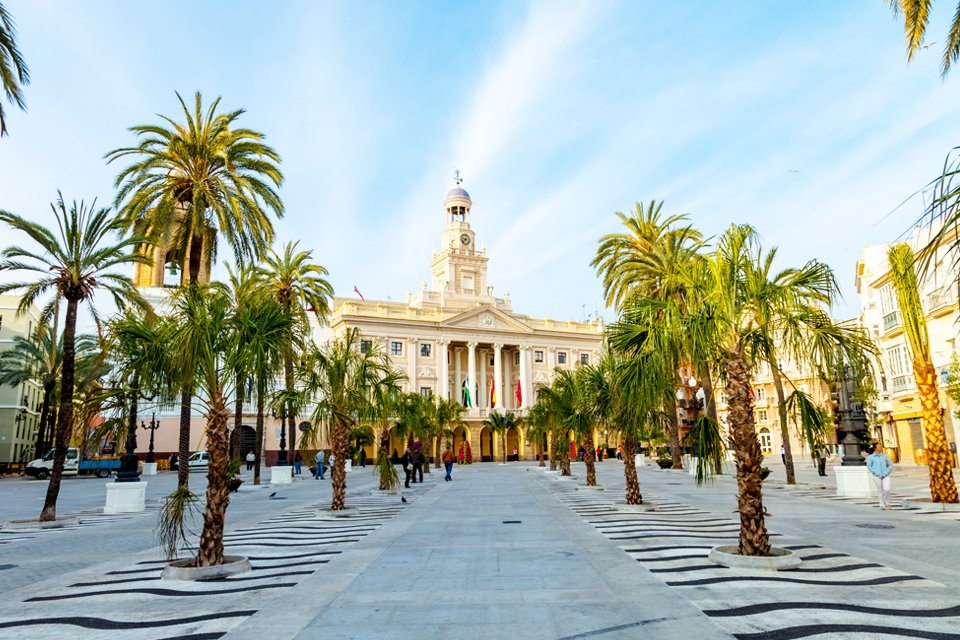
454;168;462;185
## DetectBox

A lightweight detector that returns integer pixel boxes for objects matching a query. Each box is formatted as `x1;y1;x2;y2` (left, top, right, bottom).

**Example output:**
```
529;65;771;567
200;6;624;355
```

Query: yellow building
0;295;44;469
855;224;960;466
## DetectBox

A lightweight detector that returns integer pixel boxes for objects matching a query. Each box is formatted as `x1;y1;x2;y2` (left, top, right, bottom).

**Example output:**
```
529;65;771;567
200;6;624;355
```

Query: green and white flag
462;376;473;408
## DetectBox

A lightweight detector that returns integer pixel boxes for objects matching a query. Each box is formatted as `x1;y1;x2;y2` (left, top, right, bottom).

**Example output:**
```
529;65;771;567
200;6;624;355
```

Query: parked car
187;451;209;469
24;448;121;480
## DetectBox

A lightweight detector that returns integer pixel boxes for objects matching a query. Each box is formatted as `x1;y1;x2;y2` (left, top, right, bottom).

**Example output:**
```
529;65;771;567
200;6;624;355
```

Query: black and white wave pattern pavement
541;478;960;640
0;504;162;546
0;489;423;640
768;484;960;522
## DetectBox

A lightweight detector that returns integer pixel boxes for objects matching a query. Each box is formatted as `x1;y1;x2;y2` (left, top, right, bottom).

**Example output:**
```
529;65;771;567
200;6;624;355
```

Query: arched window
758;428;773;455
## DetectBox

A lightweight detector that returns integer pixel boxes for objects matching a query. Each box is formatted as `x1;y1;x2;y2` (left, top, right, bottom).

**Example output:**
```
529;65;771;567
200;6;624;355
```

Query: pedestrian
412;446;424;483
817;445;829;477
780;444;786;465
401;448;412;488
867;443;894;509
294;452;302;475
314;449;325;479
596;446;603;462
169;453;179;470
442;444;456;481
616;447;622;461
245;450;255;471
359;448;367;468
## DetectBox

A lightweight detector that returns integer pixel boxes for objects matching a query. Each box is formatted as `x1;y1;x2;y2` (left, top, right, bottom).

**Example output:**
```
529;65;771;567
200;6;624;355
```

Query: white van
24;448;118;479
187;452;209;469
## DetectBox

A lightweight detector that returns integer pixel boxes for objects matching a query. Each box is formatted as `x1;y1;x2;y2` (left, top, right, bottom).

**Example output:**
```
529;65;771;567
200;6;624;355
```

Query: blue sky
2;0;960;325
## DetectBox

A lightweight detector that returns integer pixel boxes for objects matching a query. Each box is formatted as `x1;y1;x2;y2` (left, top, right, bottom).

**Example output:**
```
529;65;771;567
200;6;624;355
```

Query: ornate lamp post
837;365;867;466
141;412;159;464
276;405;288;466
115;387;141;483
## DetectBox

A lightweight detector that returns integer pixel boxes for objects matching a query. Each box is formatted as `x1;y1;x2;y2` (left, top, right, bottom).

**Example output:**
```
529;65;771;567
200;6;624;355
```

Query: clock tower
430;174;489;297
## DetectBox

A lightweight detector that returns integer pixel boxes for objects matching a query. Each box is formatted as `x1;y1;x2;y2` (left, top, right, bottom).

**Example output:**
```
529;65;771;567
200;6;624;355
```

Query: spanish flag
490;378;497;407
515;379;522;407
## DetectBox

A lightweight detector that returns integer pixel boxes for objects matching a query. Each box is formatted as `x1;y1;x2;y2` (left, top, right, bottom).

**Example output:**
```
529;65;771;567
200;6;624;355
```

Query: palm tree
593;201;707;469
0;195;149;521
538;367;599;484
481;410;522;464
888;242;960;503
366;373;404;491
525;402;549;467
261;241;333;464
885;0;960;76
163;285;238;565
0;326;97;458
107;91;284;486
0;2;29;137
232;289;291;486
304;328;396;510
432;398;464;469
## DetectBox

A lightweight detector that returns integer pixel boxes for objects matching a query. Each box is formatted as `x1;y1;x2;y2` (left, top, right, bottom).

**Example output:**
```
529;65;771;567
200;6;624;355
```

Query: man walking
401;448;412;488
442;444;455;481
245;450;255;472
314;449;325;479
412;446;424;484
816;445;830;477
867;443;894;509
359;448;366;468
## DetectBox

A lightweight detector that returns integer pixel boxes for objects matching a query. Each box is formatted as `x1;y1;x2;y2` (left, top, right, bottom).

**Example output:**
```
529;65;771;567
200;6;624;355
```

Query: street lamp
837;365;867;467
141;413;159;464
276;405;288;466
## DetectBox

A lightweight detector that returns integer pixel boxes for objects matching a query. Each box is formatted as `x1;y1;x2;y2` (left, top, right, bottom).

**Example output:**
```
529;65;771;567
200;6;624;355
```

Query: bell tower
430;173;488;297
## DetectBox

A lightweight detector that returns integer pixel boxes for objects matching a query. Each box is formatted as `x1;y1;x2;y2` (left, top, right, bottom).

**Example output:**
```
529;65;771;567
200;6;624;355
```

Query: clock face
460;233;471;245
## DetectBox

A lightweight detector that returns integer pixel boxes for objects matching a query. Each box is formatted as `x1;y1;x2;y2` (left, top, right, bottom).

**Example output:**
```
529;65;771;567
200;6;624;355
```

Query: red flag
515;379;522;406
353;285;365;301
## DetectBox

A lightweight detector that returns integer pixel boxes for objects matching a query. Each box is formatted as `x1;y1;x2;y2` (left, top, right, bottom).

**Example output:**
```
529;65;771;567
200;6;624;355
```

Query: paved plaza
0;460;958;640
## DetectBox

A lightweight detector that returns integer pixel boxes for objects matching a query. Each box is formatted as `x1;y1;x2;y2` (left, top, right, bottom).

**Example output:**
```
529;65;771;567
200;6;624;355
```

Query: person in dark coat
401;448;412;488
412;447;424;484
359;448;367;468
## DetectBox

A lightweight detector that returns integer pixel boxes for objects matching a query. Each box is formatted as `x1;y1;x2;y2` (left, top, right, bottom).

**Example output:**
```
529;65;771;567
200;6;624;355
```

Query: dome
445;186;470;199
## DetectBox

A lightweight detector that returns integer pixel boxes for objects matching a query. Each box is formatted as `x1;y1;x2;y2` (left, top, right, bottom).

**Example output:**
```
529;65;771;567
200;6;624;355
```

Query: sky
2;0;960;327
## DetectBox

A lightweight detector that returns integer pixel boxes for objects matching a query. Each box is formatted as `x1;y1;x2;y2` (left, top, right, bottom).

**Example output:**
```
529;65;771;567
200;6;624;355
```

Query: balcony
925;287;958;317
883;311;901;333
891;375;915;395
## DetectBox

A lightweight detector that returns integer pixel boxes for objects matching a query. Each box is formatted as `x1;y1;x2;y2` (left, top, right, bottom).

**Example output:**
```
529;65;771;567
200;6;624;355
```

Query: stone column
493;343;503;409
479;349;487;409
454;347;463;406
519;346;530;409
467;341;477;412
504;348;513;409
439;339;449;401
408;338;418;394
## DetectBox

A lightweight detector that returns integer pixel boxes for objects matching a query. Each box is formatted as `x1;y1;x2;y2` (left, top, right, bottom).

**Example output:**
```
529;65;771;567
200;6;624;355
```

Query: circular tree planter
4;515;80;530
614;501;659;513
162;556;251;581
316;506;362;519
575;485;605;492
708;545;800;571
901;498;960;512
554;474;577;481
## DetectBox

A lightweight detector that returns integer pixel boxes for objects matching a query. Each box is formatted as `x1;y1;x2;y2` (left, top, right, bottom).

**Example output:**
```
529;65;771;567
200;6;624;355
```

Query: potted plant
227;457;243;492
656;457;674;469
760;466;771;481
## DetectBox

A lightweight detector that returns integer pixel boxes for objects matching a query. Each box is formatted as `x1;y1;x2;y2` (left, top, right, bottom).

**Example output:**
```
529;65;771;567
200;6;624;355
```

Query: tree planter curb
575;485;605;491
316;506;362;519
162;555;251;581
4;515;80;530
614;501;659;512
901;498;960;512
708;545;800;571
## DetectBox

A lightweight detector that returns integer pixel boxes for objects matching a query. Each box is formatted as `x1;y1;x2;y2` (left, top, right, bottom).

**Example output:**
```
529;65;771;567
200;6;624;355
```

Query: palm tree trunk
187;233;203;284
501;432;507;464
197;390;230;566
698;366;723;475
583;428;597;486
725;346;770;556
623;433;642;505
177;386;192;488
915;361;960;503
254;385;265;486
768;357;795;484
39;298;78;522
284;352;296;467
379;425;391;490
330;417;349;510
231;375;244;460
34;379;54;458
435;434;442;468
549;434;557;471
666;392;682;469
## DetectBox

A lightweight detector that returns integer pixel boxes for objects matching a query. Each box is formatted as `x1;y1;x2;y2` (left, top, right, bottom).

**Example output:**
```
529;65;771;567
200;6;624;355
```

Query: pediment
442;305;531;333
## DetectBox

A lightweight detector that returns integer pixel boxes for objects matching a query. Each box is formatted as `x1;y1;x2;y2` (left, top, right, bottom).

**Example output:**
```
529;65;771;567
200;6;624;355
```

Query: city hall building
327;178;604;461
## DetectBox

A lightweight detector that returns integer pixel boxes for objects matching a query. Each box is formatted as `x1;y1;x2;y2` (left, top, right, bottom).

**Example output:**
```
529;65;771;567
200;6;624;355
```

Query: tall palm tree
261;242;333;464
304;328;396;510
163;285;238;565
429;398;462;469
888;242;960;503
0;2;29;137
0;327;97;458
593;201;707;469
0;195;149;521
525;402;549;467
107;91;284;486
232;289;291;486
365;373;404;491
540;368;598;485
885;0;960;76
